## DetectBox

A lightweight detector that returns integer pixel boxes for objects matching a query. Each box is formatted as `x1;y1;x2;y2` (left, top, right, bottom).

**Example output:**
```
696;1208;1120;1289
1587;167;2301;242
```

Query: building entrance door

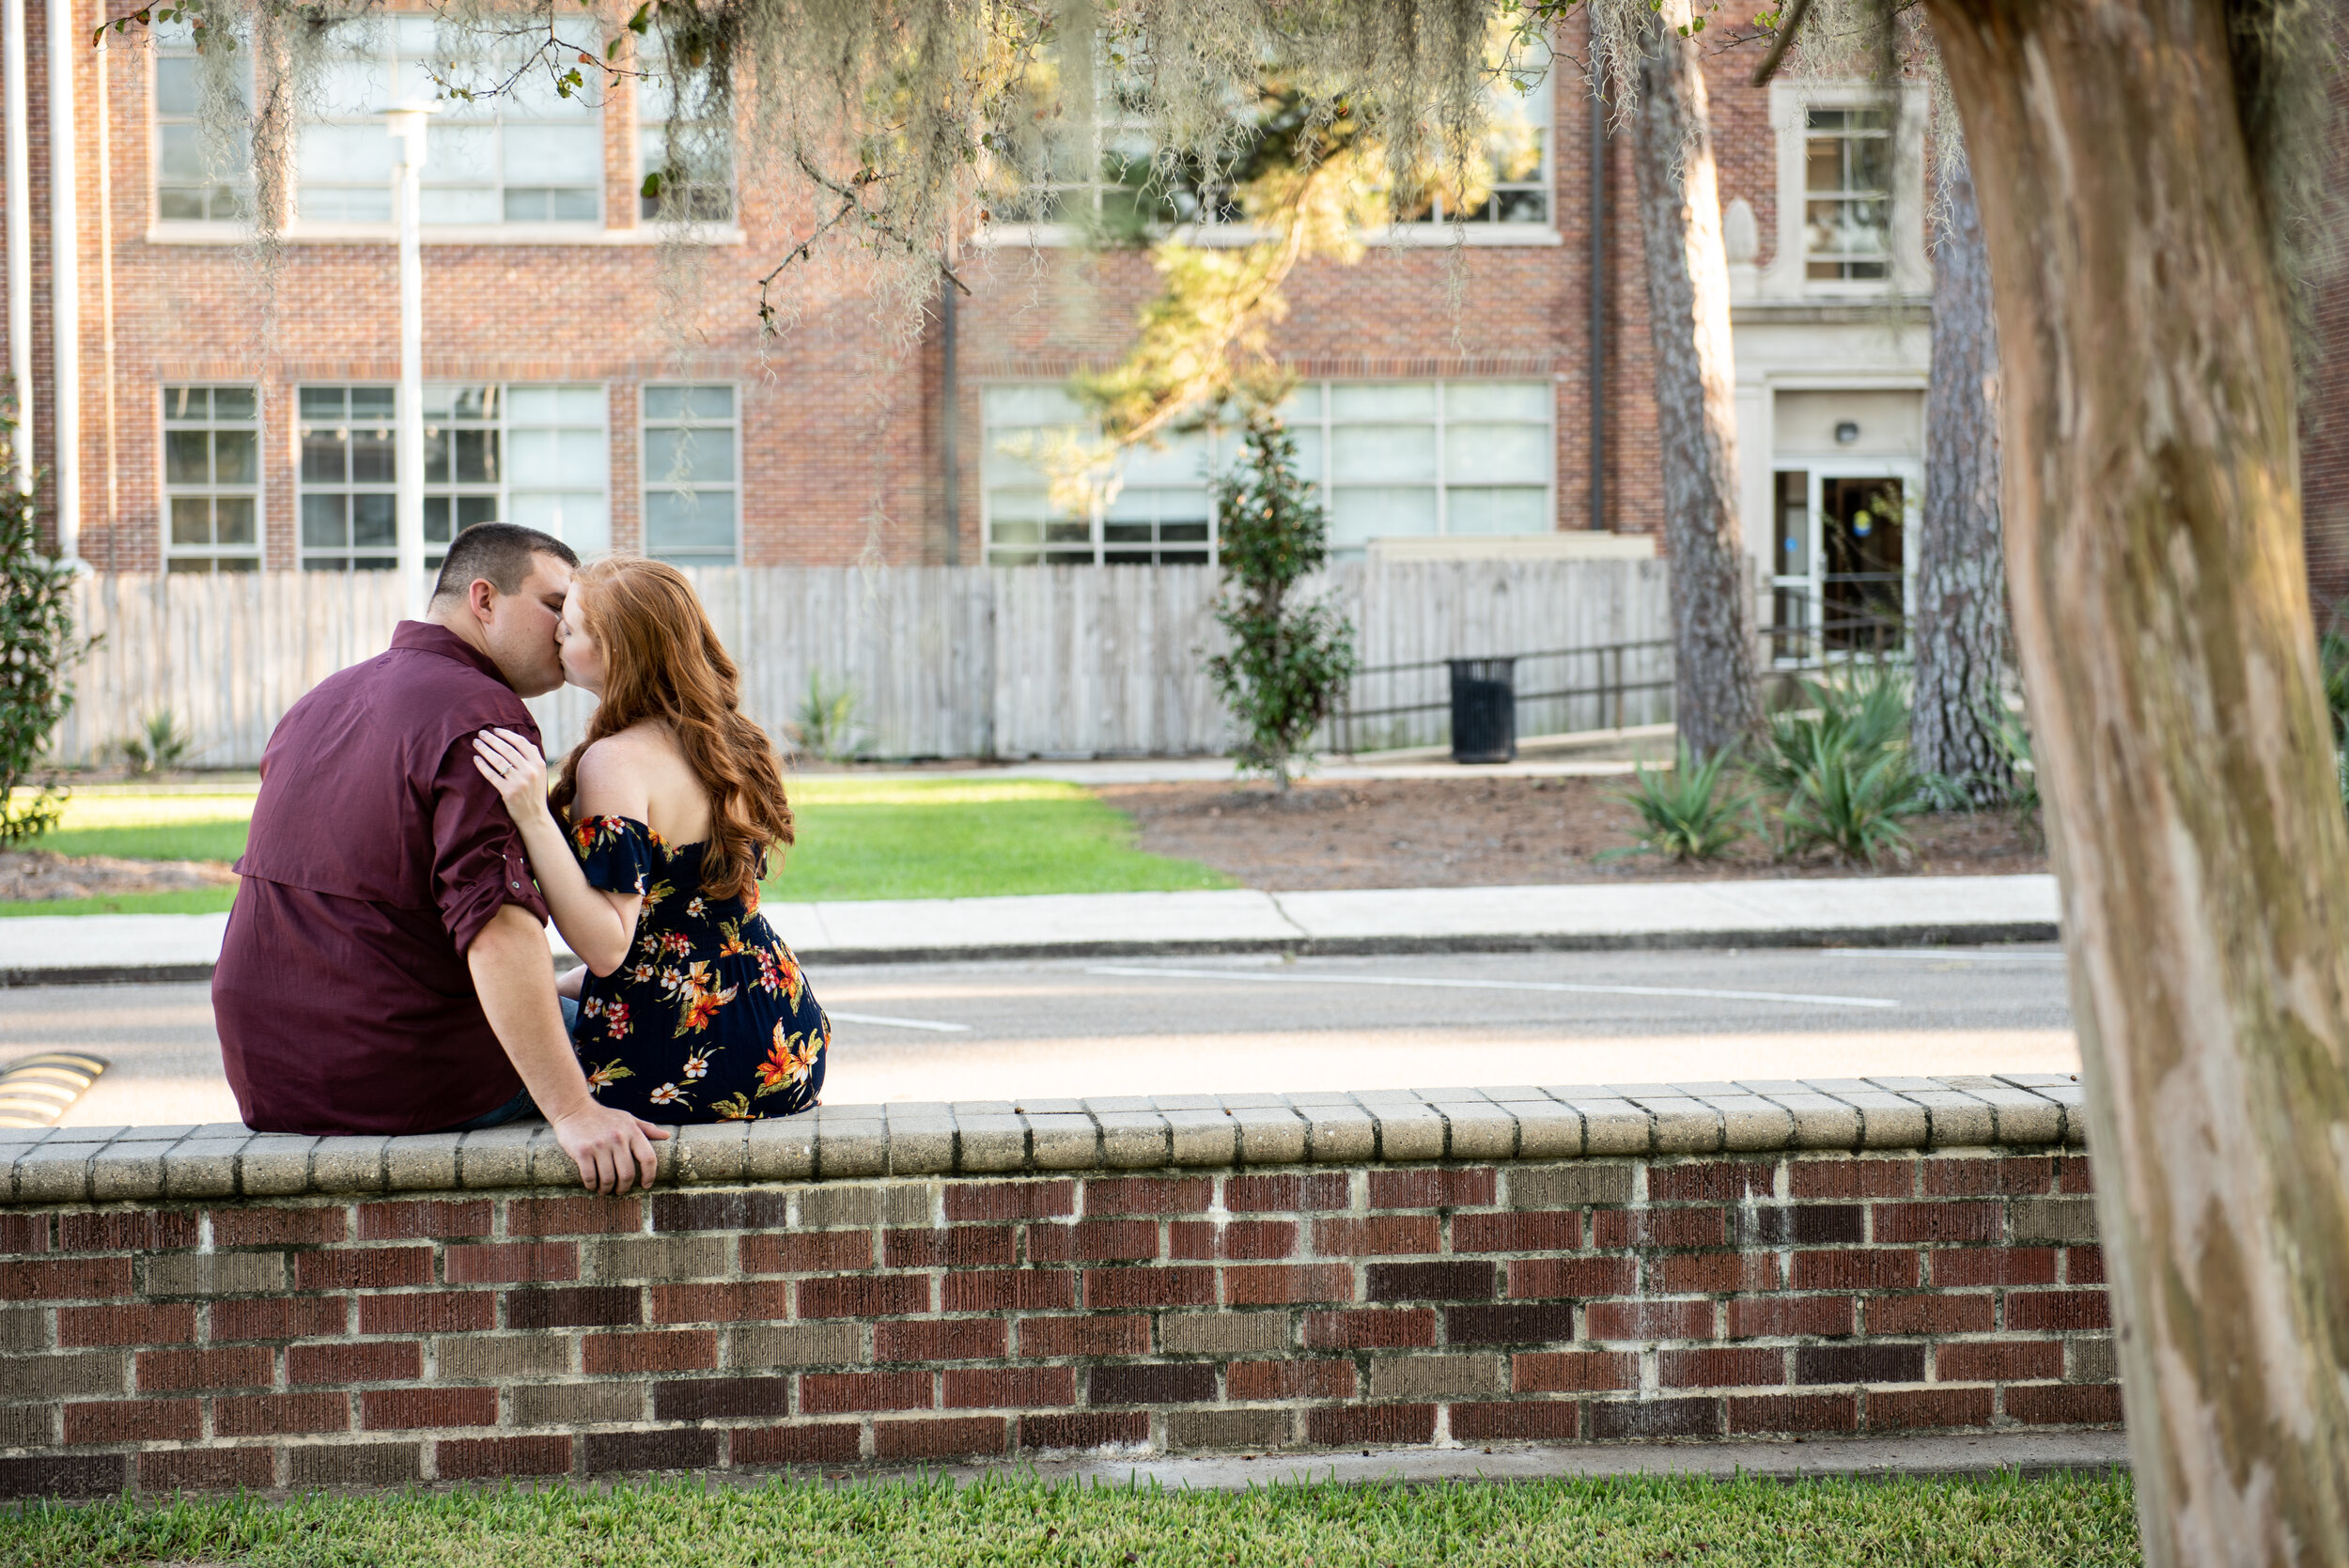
1769;465;1918;662
1819;475;1905;654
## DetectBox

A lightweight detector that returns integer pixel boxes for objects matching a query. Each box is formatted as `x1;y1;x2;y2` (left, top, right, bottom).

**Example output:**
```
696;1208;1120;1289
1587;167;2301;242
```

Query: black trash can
1448;657;1517;764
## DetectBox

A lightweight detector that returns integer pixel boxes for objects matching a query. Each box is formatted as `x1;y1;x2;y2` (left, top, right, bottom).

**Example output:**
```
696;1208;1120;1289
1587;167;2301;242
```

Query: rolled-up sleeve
430;730;552;953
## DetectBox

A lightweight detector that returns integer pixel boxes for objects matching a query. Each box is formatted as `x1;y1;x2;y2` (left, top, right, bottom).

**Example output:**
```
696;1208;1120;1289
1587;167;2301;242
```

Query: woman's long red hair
548;558;792;904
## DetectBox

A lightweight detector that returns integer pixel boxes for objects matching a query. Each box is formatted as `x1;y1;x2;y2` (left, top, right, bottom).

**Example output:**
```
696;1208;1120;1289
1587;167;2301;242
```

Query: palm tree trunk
1925;0;2349;1561
1911;154;2010;800
1624;0;1761;758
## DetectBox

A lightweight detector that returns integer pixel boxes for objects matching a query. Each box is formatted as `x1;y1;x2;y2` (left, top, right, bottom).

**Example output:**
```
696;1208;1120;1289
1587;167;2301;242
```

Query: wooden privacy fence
51;559;1674;768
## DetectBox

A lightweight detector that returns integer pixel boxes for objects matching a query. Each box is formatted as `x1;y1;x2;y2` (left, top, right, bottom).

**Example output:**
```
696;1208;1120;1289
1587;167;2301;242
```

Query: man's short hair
430;522;580;601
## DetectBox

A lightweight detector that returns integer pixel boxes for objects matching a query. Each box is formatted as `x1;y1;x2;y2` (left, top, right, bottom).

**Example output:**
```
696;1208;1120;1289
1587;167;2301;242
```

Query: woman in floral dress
472;558;825;1123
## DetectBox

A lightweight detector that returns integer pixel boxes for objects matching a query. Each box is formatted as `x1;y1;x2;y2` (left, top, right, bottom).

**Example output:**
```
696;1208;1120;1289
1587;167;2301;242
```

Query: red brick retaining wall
0;1078;2117;1496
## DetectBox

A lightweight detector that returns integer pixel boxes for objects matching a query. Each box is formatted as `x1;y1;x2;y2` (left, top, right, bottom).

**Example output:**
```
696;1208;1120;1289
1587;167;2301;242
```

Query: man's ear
466;577;499;624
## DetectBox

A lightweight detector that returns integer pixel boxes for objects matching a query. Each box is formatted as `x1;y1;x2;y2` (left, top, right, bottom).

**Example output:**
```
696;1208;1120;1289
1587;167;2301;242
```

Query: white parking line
1824;949;2066;963
1084;966;1900;1010
826;1010;974;1033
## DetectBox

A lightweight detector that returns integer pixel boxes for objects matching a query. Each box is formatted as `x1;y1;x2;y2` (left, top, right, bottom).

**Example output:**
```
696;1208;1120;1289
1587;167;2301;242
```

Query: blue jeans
439;996;578;1131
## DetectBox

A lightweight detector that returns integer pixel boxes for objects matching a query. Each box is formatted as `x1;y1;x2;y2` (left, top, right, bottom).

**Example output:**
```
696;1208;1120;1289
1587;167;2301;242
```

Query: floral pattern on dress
568;815;825;1123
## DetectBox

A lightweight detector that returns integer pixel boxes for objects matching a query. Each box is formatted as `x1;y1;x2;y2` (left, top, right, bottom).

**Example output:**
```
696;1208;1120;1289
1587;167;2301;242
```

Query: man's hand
468;904;670;1194
552;1102;667;1196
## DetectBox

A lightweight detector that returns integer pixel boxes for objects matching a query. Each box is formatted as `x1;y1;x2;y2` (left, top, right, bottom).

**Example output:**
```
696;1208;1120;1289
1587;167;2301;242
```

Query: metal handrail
1332;639;1675;753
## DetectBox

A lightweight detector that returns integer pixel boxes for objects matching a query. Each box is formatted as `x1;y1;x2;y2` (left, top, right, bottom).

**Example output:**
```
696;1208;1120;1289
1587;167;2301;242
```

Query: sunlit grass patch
0;1468;2142;1568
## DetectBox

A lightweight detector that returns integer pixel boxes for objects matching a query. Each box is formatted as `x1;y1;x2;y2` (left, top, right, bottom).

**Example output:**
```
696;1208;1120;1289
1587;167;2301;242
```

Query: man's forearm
467;903;594;1120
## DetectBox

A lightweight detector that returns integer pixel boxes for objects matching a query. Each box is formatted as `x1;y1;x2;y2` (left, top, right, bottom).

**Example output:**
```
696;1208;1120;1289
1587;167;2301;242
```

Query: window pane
301;426;347;484
421;187;500;225
155;56;201;116
211;429;257;485
455;429;498;484
646;427;733;483
300;387;346;419
1331;383;1438;421
350;426;396;484
645;488;737;550
164;430;211;485
214;497;257;546
158;125;211;181
351;493;397;547
503;123;602;186
644;386;690;421
1445;487;1548;534
213;387;256;420
1331;425;1436;484
350;387;396;418
1446;382;1548;421
983;385;1082;426
170;497;212;545
1330;486;1438;546
425;496;451;544
302;493;348;549
1444;423;1549;484
429;125;497;184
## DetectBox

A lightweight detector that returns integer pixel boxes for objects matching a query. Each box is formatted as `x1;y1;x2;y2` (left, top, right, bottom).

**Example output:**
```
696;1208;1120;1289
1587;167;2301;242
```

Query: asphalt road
2;946;2077;1128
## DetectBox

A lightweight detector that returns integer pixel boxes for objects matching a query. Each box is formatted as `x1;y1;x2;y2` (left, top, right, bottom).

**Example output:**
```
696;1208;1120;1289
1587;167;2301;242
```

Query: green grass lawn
0;778;1228;916
0;1470;2141;1568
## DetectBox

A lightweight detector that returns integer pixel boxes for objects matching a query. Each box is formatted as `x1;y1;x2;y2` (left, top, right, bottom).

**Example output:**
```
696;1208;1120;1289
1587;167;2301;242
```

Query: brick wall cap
1;1078;2084;1203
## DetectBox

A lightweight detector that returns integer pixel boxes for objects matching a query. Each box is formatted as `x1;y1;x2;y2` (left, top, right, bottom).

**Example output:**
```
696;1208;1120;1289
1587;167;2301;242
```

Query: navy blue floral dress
567;815;826;1123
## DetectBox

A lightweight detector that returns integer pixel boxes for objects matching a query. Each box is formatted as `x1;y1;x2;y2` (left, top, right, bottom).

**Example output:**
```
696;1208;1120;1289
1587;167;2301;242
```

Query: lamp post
383;102;433;620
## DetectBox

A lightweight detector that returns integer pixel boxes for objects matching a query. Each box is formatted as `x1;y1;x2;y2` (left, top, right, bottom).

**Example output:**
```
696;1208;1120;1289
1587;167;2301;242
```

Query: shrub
0;429;81;846
1752;665;1927;865
1608;742;1751;862
1207;415;1357;791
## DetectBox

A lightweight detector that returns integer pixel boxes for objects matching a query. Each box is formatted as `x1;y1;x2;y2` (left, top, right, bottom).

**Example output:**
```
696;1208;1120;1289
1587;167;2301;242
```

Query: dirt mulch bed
1094;775;2047;892
0;850;239;903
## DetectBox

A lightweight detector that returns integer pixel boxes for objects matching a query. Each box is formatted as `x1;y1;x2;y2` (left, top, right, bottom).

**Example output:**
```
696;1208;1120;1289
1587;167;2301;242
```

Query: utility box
1448;658;1517;764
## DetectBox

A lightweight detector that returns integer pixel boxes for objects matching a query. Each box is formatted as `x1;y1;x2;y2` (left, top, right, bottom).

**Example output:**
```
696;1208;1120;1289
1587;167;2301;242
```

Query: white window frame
979;44;1562;250
639;384;741;567
161;385;264;571
1761;80;1929;300
977;378;1557;565
296;382;610;570
295;384;400;571
634;35;738;223
293;16;604;229
152;23;253;224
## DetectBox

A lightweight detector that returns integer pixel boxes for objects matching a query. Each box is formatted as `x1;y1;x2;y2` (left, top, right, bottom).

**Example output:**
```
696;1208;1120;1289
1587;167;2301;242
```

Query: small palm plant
120;710;192;776
1755;667;1928;865
790;673;865;764
1608;743;1752;862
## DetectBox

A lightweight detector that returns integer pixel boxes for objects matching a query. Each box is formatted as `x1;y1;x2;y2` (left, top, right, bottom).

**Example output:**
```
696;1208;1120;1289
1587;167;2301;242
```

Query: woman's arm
473;729;646;976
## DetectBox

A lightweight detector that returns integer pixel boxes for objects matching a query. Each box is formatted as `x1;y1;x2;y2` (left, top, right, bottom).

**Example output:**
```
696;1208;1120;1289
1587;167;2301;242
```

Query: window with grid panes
163;387;261;571
298;384;610;570
980;386;1227;566
1395;53;1553;225
1803;106;1893;281
642;386;739;567
980;380;1552;564
154;22;251;221
636;37;735;221
298;386;398;569
298;17;602;224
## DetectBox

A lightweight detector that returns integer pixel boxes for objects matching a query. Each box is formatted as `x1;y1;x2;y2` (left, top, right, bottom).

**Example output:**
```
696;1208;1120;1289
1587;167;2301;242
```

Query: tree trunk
1625;0;1760;758
1924;1;2349;1562
1910;155;2010;800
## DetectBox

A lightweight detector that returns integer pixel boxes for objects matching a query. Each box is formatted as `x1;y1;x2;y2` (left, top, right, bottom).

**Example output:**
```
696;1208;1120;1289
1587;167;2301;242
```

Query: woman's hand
472;727;554;826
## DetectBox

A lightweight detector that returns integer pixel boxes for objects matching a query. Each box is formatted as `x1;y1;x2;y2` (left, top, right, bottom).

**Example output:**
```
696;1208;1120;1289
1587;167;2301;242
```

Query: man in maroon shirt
214;523;665;1194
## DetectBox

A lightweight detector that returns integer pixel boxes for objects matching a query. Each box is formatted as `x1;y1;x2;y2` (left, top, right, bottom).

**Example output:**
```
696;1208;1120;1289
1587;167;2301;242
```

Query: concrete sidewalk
0;874;2060;985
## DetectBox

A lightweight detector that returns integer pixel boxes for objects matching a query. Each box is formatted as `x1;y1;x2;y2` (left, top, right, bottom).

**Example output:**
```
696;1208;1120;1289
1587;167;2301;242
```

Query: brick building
1;5;2337;626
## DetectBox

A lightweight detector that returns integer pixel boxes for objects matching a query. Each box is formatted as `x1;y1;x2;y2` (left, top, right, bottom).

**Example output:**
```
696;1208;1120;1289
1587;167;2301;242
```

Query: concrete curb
824;1430;2133;1492
0;921;2060;986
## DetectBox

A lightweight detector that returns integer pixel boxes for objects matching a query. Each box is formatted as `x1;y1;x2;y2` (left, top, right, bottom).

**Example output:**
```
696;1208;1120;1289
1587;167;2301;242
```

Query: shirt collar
391;620;515;691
